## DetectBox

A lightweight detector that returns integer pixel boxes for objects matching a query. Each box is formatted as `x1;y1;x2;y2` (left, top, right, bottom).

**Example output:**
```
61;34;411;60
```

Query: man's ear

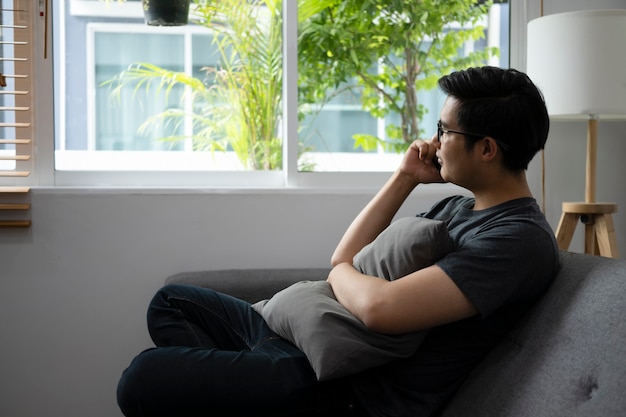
480;137;499;161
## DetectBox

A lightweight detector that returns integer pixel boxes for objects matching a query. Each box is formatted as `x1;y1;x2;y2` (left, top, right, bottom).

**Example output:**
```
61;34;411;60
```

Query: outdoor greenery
298;0;497;152
106;0;285;170
105;0;498;169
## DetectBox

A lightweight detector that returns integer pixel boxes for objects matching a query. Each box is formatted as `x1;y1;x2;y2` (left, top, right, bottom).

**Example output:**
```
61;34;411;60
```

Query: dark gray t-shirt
351;196;560;417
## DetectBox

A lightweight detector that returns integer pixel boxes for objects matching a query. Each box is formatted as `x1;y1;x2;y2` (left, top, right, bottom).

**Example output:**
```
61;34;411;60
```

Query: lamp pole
585;115;598;204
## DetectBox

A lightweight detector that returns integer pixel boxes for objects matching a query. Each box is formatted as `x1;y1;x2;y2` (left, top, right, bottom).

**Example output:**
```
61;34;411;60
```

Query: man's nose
430;131;441;148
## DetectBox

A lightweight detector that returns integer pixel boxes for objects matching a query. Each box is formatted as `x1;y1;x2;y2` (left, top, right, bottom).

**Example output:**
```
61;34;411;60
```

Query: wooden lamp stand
555;116;619;258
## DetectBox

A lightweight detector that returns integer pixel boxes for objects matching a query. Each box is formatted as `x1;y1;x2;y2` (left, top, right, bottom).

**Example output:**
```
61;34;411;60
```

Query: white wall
542;120;626;252
530;0;626;252
0;187;454;417
1;1;625;416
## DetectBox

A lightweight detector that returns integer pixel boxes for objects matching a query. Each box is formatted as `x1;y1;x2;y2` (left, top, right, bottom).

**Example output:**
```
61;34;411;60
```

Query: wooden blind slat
0;106;30;111
0;155;30;161
0;203;30;210
0;220;31;227
0;186;30;193
0;1;34;228
0;122;31;128
0;171;30;177
0;74;28;79
0;139;31;144
0;90;29;95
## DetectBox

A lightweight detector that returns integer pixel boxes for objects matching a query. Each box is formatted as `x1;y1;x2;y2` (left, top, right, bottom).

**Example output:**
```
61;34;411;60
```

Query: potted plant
142;0;191;26
105;0;291;170
102;0;192;26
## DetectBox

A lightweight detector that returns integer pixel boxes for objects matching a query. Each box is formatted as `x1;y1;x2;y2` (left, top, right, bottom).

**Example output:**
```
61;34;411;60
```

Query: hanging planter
142;0;191;26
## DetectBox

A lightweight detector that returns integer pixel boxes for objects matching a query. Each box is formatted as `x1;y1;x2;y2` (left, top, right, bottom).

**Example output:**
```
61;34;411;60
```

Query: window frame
38;0;531;189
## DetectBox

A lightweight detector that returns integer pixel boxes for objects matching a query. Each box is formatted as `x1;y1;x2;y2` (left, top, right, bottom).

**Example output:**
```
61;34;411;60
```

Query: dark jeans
117;284;359;417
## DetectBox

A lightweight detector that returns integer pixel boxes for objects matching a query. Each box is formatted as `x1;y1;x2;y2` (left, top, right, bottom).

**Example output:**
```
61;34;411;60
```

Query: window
52;0;510;187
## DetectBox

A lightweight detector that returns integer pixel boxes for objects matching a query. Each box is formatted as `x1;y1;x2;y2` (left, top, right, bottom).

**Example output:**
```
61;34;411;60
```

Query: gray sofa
166;250;626;416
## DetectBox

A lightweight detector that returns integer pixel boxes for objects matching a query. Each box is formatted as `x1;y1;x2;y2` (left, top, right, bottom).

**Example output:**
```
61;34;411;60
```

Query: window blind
0;0;33;227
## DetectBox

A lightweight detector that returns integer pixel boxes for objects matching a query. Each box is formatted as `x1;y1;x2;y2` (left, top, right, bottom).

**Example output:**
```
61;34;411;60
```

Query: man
330;66;559;416
117;66;559;416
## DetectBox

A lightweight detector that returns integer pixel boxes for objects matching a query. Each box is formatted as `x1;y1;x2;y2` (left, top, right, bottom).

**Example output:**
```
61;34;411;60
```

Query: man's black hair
438;66;550;171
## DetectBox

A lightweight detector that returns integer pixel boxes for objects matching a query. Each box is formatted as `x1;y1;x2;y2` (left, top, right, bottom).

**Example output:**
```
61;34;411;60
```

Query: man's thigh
147;284;271;349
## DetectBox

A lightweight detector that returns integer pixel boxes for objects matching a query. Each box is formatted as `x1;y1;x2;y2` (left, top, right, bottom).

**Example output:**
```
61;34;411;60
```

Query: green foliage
104;0;499;169
104;0;286;170
298;0;498;151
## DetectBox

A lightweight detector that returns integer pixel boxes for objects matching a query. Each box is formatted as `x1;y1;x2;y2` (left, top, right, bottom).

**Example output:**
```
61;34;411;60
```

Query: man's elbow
330;253;352;268
357;295;424;334
357;298;391;333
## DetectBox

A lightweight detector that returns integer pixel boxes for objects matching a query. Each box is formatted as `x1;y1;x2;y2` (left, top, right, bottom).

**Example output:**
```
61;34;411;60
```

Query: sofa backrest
166;268;330;303
440;251;626;417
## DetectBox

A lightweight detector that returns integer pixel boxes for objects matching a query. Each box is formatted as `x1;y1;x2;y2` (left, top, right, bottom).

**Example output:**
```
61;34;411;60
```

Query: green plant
105;0;286;170
298;0;498;152
105;0;498;169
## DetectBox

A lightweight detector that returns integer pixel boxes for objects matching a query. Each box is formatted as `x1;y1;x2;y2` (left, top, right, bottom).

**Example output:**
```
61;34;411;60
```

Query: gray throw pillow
253;217;454;381
352;216;454;280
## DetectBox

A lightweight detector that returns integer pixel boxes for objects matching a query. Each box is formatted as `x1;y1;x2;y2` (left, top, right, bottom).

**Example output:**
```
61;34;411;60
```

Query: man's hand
398;140;445;185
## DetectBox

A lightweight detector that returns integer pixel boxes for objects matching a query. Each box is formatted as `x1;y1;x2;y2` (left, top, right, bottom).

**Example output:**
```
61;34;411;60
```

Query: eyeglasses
437;120;509;151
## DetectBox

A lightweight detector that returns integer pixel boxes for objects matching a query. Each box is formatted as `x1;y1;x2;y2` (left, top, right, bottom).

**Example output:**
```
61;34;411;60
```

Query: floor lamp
527;9;626;258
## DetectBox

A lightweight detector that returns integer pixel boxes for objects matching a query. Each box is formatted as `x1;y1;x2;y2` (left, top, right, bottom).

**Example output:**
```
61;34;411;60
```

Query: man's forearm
331;170;420;266
327;262;388;329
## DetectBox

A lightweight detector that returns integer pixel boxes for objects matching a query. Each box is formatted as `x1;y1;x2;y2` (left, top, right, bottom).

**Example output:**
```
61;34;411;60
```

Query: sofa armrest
165;268;331;303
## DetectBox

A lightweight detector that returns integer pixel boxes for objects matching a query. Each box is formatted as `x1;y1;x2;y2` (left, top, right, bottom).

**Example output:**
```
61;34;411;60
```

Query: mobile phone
432;157;441;171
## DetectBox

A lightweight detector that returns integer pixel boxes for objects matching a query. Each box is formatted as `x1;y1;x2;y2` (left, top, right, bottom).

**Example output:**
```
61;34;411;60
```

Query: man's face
434;97;477;185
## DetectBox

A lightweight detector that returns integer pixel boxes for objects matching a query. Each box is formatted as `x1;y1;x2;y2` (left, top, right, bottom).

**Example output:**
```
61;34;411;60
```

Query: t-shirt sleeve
435;219;558;317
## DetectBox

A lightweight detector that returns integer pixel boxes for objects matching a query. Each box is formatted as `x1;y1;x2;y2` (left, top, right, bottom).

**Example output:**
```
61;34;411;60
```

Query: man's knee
149;284;189;308
146;284;198;328
117;348;161;417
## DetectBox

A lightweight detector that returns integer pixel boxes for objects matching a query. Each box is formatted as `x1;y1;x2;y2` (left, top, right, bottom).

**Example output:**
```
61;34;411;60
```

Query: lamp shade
527;10;626;120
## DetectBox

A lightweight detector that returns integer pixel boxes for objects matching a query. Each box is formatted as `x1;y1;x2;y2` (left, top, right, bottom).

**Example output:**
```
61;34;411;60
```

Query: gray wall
1;0;625;416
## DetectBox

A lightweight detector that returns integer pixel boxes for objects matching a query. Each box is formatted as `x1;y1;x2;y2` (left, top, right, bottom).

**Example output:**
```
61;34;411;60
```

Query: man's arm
328;263;477;334
331;140;441;267
328;139;475;334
